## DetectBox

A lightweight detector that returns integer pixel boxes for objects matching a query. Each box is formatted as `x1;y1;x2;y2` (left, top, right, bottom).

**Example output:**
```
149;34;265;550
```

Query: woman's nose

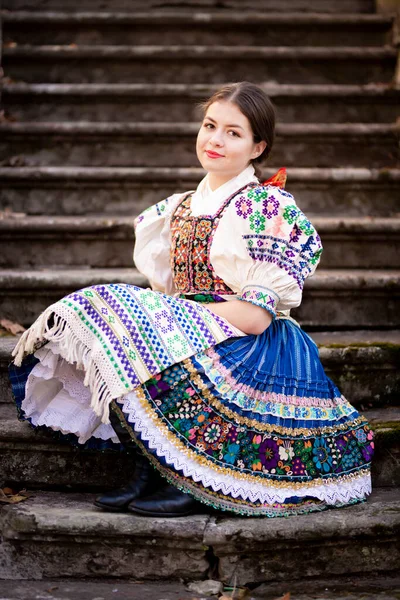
210;129;223;146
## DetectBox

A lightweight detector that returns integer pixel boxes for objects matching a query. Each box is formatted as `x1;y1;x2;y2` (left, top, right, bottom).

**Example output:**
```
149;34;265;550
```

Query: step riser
1;490;399;583
1;179;399;217
291;290;399;328
0;431;397;491
1;234;399;269
1;1;377;13
3;57;395;85
0;285;398;328
2;134;397;169
4;96;400;124
0;437;136;491
3;24;392;48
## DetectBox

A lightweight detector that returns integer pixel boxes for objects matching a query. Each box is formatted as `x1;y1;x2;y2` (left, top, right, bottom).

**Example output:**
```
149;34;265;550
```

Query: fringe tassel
12;307;113;424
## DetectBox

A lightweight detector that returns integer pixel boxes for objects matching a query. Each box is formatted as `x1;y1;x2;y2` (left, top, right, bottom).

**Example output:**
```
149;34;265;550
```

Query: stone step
0;268;399;328
1;122;398;169
2;331;399;411
1;215;399;270
1;167;399;217
0;0;378;14
2;575;400;600
0;488;399;582
0;405;398;491
4;83;400;123
2;11;394;46
2;45;396;85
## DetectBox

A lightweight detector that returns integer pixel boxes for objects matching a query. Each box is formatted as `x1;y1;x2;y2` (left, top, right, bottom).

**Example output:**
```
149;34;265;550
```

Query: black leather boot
127;483;198;517
94;403;160;512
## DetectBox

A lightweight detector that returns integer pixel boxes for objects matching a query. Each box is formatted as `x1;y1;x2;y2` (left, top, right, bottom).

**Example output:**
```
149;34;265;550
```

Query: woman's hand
206;300;272;335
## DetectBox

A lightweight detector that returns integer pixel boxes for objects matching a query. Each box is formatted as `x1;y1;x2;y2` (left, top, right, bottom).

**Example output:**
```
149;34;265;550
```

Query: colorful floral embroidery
262;194;280;219
234;186;323;289
283;204;300;225
241;287;277;316
235;195;253;219
249;210;266;234
139;359;374;483
170;187;251;295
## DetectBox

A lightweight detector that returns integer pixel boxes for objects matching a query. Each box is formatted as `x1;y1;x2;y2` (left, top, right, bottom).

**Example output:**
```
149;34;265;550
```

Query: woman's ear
252;140;267;160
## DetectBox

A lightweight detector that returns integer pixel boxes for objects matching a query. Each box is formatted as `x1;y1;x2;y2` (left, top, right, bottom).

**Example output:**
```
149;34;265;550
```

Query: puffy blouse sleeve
212;184;323;319
133;193;185;294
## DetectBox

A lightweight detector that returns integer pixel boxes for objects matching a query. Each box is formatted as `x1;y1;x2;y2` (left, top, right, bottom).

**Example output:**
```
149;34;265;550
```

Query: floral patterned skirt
10;294;374;517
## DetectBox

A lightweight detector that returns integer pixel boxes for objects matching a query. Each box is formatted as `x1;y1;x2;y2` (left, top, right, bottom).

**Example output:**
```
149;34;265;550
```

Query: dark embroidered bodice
170;190;246;296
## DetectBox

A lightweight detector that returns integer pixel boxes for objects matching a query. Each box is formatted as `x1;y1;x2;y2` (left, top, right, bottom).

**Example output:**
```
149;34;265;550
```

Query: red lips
206;150;224;159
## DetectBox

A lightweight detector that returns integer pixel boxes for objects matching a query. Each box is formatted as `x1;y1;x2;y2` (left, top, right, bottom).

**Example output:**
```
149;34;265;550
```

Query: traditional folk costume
10;165;374;517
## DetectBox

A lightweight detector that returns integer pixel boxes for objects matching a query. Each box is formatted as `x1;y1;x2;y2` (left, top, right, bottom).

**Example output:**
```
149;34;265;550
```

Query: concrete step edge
1;167;399;183
4;82;400;98
1;122;397;137
0;268;146;289
0;268;399;290
1;488;399;543
1;10;394;25
1;215;400;235
3;45;397;59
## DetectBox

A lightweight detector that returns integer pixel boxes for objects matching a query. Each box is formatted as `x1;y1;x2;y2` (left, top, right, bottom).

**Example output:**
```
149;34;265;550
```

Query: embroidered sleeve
234;184;323;318
133;193;184;294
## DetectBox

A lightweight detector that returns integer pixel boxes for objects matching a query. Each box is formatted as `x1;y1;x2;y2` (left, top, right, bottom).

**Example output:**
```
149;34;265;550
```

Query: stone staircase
0;0;400;592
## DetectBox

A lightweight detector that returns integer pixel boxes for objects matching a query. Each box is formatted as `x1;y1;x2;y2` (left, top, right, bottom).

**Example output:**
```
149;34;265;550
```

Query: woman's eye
204;123;214;129
229;130;240;137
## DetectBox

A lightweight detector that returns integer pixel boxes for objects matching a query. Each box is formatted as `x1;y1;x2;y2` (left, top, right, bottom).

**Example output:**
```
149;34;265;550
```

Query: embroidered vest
170;185;253;295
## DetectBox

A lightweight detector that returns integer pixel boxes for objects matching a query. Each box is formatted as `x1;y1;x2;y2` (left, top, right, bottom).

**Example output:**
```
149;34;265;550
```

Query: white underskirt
23;343;118;445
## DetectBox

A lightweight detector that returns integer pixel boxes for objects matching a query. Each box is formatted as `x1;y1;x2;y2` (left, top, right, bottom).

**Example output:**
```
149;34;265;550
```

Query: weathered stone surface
1;167;399;217
0;492;210;580
204;488;400;585
3;83;400;124
0;488;399;582
291;269;400;328
0;268;398;327
0;417;137;490
312;330;400;407
3;45;396;85
0;575;399;600
0;216;136;269
1;215;399;269
1;122;397;169
0;0;377;13
2;11;393;47
0;268;147;325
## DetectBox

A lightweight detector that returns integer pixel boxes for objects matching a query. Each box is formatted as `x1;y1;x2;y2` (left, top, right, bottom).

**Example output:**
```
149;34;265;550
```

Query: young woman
10;82;374;518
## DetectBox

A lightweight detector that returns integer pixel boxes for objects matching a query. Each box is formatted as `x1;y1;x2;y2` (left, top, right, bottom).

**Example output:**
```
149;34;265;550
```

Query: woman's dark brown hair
200;82;276;177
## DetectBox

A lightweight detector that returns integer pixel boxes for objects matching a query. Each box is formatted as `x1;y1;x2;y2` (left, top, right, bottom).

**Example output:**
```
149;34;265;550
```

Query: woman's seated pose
10;82;374;518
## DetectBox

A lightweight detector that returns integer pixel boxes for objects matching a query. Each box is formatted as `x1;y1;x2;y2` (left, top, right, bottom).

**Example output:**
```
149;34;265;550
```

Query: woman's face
196;100;266;188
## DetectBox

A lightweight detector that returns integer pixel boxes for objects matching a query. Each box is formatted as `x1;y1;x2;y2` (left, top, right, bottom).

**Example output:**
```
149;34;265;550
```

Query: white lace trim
23;344;117;444
120;390;372;505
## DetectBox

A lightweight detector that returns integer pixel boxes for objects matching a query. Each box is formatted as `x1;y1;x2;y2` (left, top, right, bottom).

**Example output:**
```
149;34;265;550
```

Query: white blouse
133;165;323;319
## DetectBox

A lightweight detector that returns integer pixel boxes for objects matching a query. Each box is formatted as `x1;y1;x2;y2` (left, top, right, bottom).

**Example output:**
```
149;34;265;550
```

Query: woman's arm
206;300;272;335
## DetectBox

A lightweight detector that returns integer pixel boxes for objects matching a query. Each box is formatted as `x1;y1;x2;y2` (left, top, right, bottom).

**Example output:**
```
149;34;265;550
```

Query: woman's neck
208;172;236;192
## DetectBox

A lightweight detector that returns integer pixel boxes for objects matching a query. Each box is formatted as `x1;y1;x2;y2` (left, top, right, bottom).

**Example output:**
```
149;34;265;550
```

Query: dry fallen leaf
220;589;249;600
0;488;34;504
0;318;26;336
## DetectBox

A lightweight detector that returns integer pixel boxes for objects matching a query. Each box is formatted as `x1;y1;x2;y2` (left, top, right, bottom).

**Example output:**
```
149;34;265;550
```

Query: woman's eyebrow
204;116;244;130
